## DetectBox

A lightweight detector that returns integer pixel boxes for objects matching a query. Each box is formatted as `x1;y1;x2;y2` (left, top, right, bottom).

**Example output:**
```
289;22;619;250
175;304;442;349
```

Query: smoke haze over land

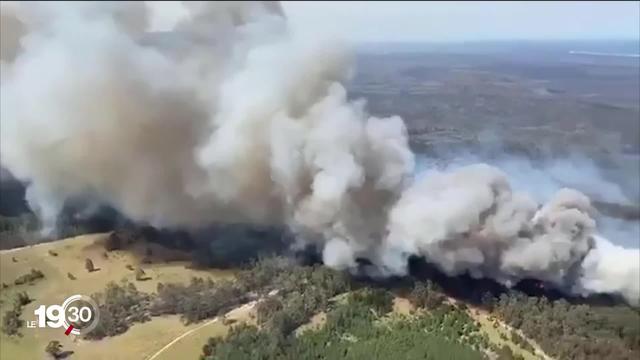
0;1;638;304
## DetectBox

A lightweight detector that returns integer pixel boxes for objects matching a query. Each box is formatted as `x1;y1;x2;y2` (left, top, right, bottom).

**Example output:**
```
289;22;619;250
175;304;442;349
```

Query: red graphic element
64;325;74;335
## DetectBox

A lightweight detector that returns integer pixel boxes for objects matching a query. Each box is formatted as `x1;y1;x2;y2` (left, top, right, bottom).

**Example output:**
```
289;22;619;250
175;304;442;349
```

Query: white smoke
381;166;639;303
578;236;640;304
0;1;637;304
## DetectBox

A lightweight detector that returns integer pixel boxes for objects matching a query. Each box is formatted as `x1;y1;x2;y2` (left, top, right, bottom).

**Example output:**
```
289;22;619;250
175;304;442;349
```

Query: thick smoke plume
1;1;638;304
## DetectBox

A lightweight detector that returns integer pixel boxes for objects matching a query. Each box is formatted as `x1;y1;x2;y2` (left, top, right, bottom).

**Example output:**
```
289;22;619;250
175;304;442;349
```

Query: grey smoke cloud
0;1;637;304
416;152;640;248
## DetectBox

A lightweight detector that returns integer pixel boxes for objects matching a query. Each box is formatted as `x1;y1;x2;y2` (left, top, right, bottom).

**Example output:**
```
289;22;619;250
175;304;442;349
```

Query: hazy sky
282;1;640;43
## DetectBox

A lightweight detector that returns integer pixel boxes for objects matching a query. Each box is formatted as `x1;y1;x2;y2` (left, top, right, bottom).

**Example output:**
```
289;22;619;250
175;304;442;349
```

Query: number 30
68;306;92;322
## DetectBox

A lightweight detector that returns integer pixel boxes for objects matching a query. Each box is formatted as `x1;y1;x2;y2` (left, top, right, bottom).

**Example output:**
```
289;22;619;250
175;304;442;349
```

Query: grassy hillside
2;233;636;360
0;233;234;360
152;301;257;360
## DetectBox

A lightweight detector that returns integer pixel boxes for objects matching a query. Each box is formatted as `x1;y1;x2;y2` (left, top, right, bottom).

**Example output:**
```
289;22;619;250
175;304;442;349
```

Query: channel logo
28;294;100;336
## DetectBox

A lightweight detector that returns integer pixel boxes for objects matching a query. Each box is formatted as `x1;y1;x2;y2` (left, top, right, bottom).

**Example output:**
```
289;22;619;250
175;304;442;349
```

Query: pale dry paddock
0;233;234;360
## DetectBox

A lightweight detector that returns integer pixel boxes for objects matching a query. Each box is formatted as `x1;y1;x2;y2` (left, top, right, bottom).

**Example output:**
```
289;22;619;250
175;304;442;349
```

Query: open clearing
151;301;257;360
466;304;552;360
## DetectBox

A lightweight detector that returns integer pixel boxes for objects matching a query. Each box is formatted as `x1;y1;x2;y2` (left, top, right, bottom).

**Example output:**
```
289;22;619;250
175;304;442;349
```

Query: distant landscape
350;40;640;248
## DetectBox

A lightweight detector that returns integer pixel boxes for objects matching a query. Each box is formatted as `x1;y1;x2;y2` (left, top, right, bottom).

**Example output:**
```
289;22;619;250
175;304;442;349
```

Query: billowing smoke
1;1;638;304
379;165;639;303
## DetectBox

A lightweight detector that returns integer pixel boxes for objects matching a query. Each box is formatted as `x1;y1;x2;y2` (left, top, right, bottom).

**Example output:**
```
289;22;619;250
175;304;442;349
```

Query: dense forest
490;292;640;360
193;256;639;360
202;289;488;360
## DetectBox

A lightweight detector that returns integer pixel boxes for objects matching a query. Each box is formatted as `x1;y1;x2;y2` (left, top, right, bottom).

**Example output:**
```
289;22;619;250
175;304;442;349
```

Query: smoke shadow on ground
350;255;625;308
105;223;293;269
0;176;291;263
189;224;292;268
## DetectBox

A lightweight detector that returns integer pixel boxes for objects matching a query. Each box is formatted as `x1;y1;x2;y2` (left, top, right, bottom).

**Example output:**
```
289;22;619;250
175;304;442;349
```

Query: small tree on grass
67;272;76;280
2;292;31;337
15;291;32;307
45;340;63;358
85;258;95;272
14;268;45;285
2;308;23;336
135;267;147;281
105;232;122;251
201;337;221;359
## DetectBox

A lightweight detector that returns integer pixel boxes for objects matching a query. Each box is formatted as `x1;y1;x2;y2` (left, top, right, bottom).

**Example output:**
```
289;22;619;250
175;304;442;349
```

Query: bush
496;345;514;360
85;258;95;272
150;277;245;324
256;297;283;325
105;232;123;251
2;307;23;336
14;268;45;285
510;330;534;353
409;280;445;309
15;291;32;307
235;256;297;293
85;281;151;340
135;267;149;281
200;337;221;359
2;292;31;336
45;340;63;358
350;288;393;314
